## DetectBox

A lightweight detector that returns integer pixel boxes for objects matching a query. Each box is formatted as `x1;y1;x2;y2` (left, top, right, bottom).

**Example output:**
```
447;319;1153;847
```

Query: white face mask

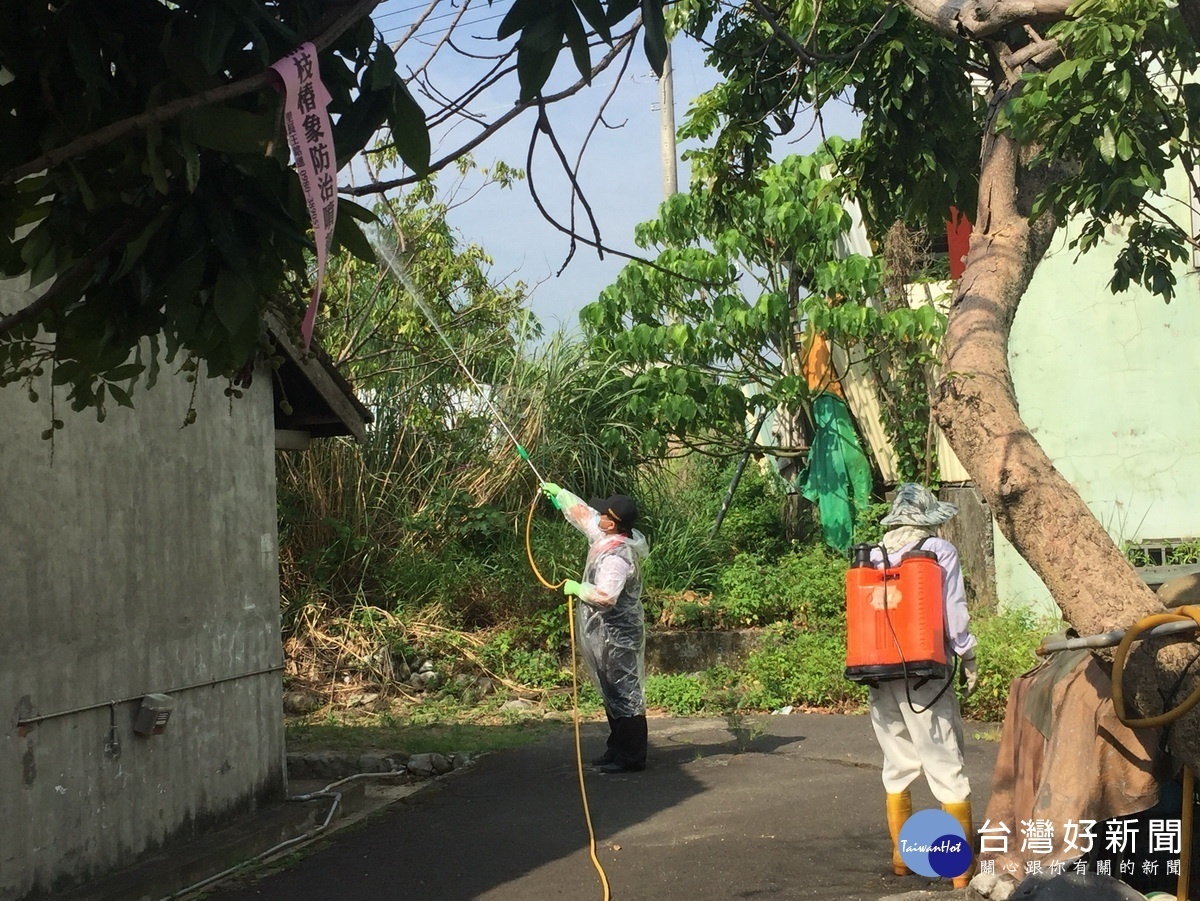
881;525;935;555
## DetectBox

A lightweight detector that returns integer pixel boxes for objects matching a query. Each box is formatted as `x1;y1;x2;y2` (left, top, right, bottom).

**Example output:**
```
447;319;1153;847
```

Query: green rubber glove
541;482;562;509
563;579;584;598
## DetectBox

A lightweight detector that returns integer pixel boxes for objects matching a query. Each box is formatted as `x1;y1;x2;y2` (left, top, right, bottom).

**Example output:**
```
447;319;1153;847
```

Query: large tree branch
934;83;1152;638
0;0;382;187
900;0;1073;40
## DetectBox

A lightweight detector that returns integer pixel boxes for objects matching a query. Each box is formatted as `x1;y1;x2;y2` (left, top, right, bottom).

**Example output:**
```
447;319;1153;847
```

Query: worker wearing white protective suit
869;483;979;887
541;483;650;773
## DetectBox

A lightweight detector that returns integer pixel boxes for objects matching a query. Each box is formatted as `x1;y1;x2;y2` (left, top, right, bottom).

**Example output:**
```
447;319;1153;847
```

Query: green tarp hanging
799;393;873;552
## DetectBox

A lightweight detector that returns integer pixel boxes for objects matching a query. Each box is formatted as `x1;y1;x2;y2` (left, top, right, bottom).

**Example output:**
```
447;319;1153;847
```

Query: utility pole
658;43;678;198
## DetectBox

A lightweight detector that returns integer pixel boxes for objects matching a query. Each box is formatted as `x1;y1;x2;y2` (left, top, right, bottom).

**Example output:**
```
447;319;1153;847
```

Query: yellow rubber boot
942;799;975;888
886;791;912;876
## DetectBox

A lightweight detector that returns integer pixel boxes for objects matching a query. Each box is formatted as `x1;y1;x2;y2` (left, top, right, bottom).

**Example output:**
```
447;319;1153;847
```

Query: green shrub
645;674;708;715
962;606;1058;722
710;546;847;628
774;545;847;625
478;603;574;688
731;624;868;712
852;502;891;547
714;553;791;626
639;512;728;594
712;462;789;557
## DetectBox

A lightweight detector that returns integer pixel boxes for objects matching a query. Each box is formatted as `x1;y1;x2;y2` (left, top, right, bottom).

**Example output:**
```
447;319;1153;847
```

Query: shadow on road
203;713;993;901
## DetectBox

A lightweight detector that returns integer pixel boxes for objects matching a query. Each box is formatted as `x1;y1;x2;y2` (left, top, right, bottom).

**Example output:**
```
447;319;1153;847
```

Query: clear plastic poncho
556;490;649;718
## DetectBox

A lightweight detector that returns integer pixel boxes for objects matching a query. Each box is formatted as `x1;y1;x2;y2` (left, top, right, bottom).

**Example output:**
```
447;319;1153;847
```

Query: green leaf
337;198;379;224
367;42;398;91
107;382;135;409
573;0;612;43
642;0;668;77
213;267;256;335
105;363;145;381
1116;131;1134;162
606;0;640;24
183;106;274;154
389;80;431;176
561;4;592;82
498;0;543;40
333;210;376;263
52;360;83;386
1098;125;1117;163
194;3;238;74
114;207;171;280
516;17;565;102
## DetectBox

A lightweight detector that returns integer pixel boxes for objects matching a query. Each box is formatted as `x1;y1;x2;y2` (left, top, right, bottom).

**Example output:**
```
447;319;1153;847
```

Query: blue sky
368;1;862;333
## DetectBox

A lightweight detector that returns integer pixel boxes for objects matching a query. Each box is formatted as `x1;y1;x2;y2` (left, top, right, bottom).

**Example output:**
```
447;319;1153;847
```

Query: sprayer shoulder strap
914;536;954;647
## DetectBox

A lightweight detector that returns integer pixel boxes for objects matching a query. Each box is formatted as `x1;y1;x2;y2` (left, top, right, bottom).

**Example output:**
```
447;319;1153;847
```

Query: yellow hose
526;496;611;901
1111;607;1200;730
525;497;565;591
1110;604;1200;901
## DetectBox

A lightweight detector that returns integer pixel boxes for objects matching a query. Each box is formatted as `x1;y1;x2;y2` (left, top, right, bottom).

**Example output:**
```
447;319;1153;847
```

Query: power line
376;0;515;41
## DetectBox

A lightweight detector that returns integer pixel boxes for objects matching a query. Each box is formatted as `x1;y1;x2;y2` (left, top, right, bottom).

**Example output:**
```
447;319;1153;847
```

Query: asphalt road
202;712;998;901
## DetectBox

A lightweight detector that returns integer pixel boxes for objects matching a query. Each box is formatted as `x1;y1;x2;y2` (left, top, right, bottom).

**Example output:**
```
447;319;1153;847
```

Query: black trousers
605;711;648;770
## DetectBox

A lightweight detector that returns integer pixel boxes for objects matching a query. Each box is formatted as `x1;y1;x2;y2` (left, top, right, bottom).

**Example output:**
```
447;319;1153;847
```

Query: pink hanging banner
271;42;337;349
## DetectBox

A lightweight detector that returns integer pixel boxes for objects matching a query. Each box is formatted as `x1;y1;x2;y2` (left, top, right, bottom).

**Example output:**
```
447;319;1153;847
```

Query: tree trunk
932;87;1200;769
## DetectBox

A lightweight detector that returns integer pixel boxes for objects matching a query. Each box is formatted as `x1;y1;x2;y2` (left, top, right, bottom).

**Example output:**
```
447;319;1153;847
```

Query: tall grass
278;291;647;694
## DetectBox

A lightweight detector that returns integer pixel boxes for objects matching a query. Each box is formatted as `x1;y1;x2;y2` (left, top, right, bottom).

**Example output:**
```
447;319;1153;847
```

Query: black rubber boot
596;715;647;772
592;712;618;766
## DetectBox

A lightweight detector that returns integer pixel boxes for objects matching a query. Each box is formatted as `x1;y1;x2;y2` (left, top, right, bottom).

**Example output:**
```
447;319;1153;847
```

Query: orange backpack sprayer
844;542;948;684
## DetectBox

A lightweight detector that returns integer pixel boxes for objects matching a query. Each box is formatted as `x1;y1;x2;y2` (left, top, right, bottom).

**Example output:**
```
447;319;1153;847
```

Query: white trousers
869;675;970;803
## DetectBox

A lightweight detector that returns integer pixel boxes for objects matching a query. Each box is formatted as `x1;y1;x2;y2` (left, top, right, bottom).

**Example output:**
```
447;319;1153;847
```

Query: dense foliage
0;0;428;415
582;141;947;488
0;0;673;419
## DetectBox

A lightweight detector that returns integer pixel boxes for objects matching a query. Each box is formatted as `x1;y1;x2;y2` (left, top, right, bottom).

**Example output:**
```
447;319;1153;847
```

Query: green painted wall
994;167;1200;618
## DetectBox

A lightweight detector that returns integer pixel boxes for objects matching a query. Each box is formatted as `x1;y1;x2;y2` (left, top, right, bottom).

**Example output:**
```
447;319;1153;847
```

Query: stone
1157;572;1200;608
971;871;1018;900
403;752;453;777
282;690;323;715
1009;872;1144;900
357;754;392;774
287;751;350;781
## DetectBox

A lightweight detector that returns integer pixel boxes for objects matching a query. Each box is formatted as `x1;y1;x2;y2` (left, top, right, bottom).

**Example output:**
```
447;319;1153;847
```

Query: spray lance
370;227;612;900
368;227;570;579
370;227;546;484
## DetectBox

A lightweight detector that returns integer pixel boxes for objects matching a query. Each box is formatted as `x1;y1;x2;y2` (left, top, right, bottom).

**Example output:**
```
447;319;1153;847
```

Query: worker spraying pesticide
373;227;647;893
542;483;650;773
844;483;980;887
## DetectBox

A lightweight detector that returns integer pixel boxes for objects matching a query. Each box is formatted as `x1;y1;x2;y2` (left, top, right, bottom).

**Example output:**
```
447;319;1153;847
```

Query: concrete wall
0;284;285;899
996;164;1200;617
939;485;996;610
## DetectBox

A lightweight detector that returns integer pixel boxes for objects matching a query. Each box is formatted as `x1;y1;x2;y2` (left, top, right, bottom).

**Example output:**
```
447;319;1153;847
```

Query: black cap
590;494;638;530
